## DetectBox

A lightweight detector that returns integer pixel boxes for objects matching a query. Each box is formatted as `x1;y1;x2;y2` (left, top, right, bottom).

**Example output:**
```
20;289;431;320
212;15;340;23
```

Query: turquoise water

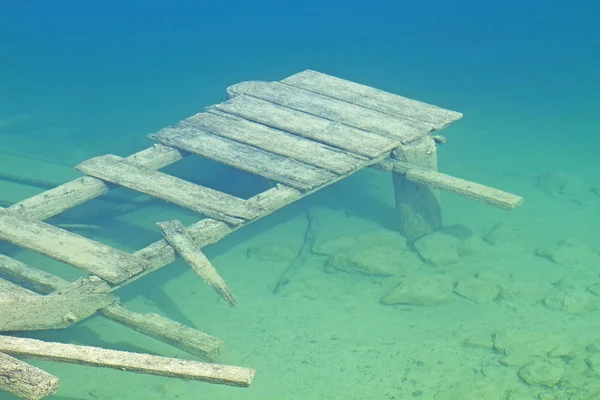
1;1;600;399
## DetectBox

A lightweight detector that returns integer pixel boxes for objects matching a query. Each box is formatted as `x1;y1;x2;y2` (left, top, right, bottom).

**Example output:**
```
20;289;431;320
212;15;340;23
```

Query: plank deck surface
0;211;145;284
282;70;463;130
160;112;362;174
149;128;336;191
76;155;260;225
226;80;432;143
210;95;398;158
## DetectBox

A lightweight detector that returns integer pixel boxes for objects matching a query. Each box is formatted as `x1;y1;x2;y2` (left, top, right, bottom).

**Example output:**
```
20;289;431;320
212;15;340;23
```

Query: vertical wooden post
392;136;442;243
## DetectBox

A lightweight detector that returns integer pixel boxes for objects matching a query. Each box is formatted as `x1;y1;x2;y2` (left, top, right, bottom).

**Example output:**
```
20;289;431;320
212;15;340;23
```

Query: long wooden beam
0;351;60;400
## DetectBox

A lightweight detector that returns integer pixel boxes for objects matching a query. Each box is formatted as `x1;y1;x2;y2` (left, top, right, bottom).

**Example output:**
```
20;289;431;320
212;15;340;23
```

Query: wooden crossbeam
210;95;399;158
0;352;60;400
282;70;463;130
75;155;260;225
226;81;432;143
149;128;336;191
0;336;255;387
163;112;363;174
0;210;145;284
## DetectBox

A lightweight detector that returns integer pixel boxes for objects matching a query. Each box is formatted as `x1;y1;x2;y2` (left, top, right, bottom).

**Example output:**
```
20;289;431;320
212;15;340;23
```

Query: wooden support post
0;352;60;400
391;136;442;243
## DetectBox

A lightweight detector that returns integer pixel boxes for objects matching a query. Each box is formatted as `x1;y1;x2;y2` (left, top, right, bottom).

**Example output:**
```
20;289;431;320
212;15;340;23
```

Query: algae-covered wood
0;210;145;283
0;352;60;400
226;81;432;143
76;155;259;225
157;219;236;308
163;112;362;174
0;336;256;387
282;70;463;130
211;95;398;158
149;128;336;190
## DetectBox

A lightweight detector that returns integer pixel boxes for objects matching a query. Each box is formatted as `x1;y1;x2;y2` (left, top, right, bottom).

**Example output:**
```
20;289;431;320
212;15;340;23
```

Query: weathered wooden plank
0;351;60;400
282;70;463;130
373;159;524;210
157;219;236;308
211;95;398;158
0;210;145;283
0;336;256;387
0;254;71;294
226;81;432;143
75;155;258;225
149;128;336;191
0;293;117;332
6;144;185;221
163;112;363;174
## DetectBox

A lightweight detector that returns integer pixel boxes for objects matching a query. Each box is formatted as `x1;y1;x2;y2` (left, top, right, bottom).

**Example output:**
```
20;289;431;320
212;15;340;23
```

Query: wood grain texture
0;210;145;283
226;80;432;143
282;70;462;130
0;352;60;400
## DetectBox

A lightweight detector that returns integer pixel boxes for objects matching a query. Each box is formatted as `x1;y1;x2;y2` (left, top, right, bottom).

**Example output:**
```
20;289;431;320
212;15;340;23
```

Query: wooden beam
0;351;60;400
282;70;463;131
0;336;255;388
149;128;336;191
157;219;236;308
226;80;432;143
75;155;259;225
211;95;398;158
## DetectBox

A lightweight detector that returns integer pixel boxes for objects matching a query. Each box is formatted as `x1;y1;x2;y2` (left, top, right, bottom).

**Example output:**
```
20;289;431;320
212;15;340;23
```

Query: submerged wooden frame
0;70;522;398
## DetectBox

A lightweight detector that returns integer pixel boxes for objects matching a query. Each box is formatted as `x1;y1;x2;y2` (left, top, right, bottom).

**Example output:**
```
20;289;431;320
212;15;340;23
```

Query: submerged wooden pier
0;69;522;398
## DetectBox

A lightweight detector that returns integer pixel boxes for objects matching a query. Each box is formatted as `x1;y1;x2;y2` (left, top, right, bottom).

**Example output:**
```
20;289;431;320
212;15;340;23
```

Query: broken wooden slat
282;70;463;130
211;95;399;158
0;352;60;400
0;336;256;387
75;155;258;225
226;81;432;143
157;219;236;308
0;210;145;284
6;144;184;221
0;293;117;332
149;128;336;191
100;304;223;361
374;159;524;210
168;112;362;174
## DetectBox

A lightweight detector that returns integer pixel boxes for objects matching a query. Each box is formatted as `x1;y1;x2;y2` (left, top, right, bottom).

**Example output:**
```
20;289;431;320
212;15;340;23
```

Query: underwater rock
381;275;452;306
457;235;491;257
543;289;598;314
587;353;600;373
313;229;408;256
453;276;499;304
497;280;552;306
587;282;600;296
246;243;299;262
413;231;461;267
586;341;600;353
518;359;565;387
324;247;403;276
536;172;596;205
536;237;599;265
493;331;565;358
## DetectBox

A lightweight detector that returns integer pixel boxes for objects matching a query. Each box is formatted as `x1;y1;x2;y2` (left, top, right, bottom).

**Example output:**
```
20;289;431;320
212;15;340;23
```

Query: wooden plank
282;70;463;130
226;80;432;143
149;128;336;191
0;293;117;332
162;112;363;174
0;254;72;294
6;144;185;221
0;352;60;400
211;95;398;158
157;219;236;308
0;336;256;387
373;159;524;210
76;155;259;225
0;210;145;284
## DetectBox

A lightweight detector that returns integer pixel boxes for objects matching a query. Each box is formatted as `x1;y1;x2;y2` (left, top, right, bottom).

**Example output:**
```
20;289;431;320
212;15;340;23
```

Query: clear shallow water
1;1;600;399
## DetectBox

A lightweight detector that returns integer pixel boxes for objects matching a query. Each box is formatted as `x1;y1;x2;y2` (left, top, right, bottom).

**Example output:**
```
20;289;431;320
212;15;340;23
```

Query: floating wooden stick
157;219;237;308
0;336;255;388
0;351;60;400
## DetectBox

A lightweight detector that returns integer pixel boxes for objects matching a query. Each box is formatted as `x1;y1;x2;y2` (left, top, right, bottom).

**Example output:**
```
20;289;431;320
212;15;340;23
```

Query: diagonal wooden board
165;112;363;174
209;95;399;158
0;210;145;284
76;155;261;225
282;70;463;130
149;129;337;191
226;81;433;143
